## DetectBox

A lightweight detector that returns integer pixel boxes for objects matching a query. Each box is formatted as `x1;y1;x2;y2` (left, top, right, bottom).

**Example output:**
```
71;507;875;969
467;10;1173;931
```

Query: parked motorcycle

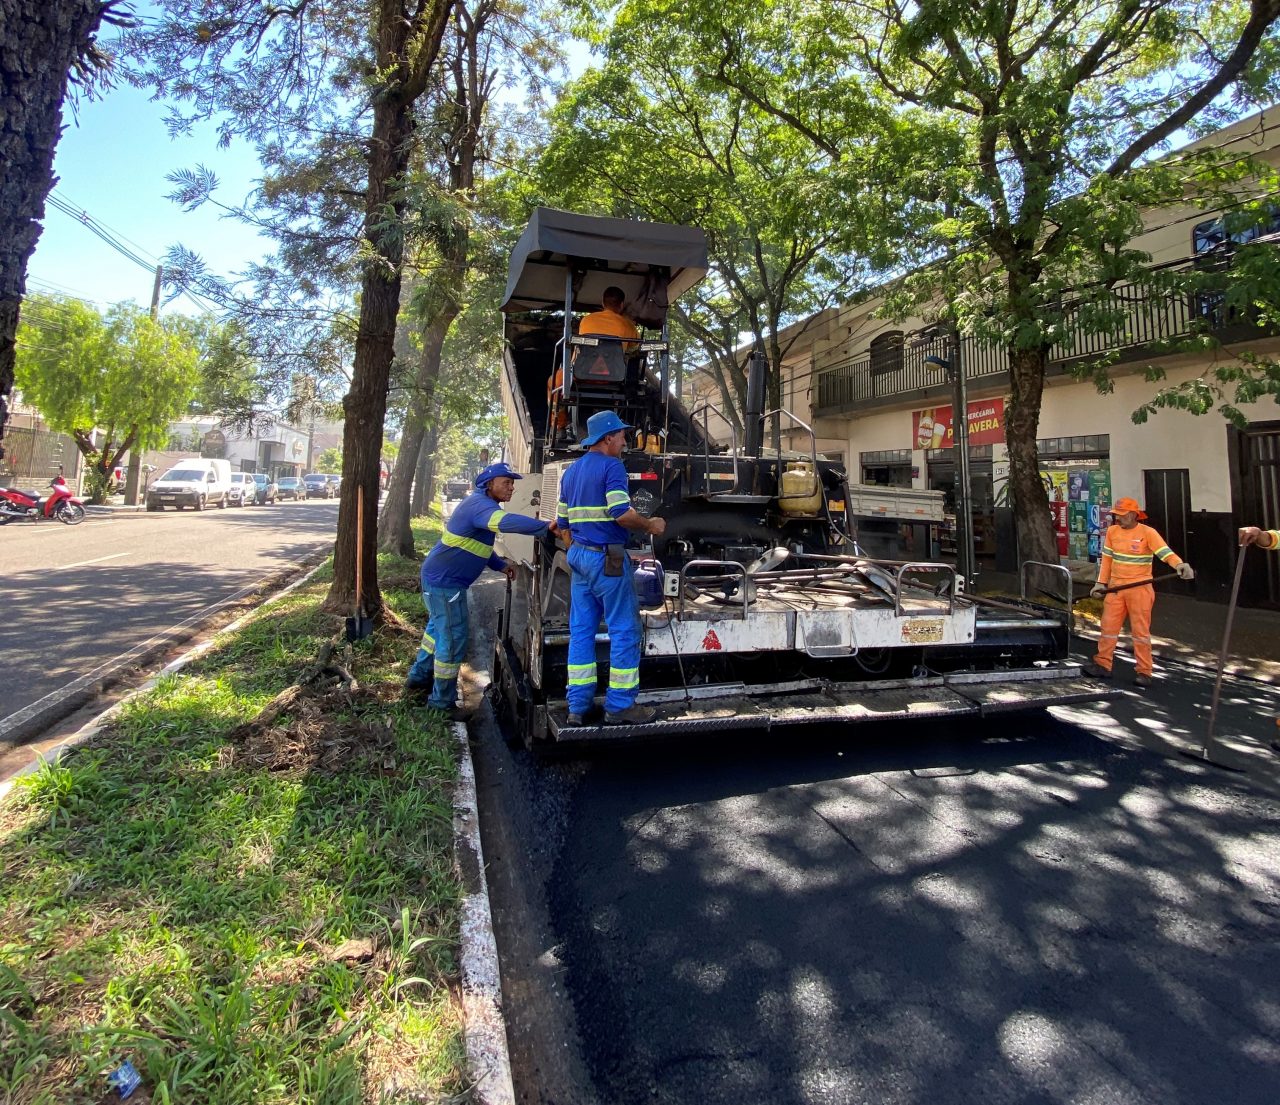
0;477;87;525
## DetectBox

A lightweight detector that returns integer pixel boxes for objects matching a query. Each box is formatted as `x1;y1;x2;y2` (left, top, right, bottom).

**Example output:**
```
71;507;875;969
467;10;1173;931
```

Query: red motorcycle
0;477;86;526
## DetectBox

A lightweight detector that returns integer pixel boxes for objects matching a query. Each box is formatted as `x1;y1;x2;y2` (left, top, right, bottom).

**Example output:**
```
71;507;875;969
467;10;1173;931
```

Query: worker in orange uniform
1084;496;1194;688
1239;526;1280;549
580;285;639;347
548;288;640;442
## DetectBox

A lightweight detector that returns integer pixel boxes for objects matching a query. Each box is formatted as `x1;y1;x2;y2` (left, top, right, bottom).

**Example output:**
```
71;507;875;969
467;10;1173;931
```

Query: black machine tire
57;502;86;525
218;493;227;508
147;502;161;512
193;495;205;511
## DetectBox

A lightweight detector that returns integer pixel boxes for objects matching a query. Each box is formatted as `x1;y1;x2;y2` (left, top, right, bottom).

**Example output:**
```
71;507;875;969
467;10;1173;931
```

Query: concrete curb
453;721;516;1105
0;559;328;802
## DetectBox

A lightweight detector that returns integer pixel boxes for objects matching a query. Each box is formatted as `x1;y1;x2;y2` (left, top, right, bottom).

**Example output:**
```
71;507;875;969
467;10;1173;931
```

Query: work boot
402;678;433;702
564;713;584;727
1133;673;1153;689
427;703;468;722
603;704;658;726
1083;663;1111;679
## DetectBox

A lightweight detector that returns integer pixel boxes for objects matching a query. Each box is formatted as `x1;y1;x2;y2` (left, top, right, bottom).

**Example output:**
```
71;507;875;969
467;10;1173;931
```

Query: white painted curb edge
0;559;328;804
453;721;516;1105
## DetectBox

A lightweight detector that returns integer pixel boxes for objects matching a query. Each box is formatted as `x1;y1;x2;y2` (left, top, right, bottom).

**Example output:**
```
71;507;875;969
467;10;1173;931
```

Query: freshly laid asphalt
467;578;1280;1105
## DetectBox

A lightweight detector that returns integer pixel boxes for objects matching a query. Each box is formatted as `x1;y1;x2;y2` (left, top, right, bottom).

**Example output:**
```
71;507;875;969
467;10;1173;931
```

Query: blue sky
26;80;270;316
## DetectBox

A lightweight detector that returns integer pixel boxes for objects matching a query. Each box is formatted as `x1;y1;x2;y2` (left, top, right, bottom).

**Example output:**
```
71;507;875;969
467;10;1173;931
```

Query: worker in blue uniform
556;410;666;726
406;461;552;716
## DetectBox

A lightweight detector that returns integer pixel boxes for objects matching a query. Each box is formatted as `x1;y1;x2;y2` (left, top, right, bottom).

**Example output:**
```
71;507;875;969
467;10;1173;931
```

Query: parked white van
146;458;233;511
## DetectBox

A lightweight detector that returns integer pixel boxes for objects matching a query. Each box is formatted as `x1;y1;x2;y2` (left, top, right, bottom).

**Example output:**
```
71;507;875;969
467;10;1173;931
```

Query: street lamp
925;345;975;591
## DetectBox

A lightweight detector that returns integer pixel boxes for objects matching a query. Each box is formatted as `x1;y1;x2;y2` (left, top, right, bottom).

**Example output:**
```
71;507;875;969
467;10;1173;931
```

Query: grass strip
0;517;470;1104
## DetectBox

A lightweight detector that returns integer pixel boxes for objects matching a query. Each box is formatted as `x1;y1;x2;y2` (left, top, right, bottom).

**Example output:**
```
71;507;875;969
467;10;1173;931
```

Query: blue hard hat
580;410;634;447
475;461;522;488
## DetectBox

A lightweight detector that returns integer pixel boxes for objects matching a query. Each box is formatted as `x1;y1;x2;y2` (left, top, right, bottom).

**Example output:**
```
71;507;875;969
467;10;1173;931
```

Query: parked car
324;473;342;497
252;473;279;505
228;473;256;506
146;458;233;511
445;478;469;500
303;473;332;499
277;477;304;501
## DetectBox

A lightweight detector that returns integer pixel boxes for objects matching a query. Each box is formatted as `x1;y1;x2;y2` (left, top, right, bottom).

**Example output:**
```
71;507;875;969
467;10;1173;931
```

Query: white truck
146;458;233;511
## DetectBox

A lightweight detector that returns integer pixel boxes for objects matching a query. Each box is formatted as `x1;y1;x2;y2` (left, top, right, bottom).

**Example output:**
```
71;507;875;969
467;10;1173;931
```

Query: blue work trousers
566;545;642;714
407;584;470;709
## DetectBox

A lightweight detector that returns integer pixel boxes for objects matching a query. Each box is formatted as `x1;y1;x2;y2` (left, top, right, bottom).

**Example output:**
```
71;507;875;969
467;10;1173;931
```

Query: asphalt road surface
465;578;1280;1105
0;499;338;732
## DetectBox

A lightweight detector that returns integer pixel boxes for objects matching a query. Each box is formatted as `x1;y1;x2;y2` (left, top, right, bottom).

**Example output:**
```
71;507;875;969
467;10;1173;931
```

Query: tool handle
1100;572;1179;595
355;485;364;613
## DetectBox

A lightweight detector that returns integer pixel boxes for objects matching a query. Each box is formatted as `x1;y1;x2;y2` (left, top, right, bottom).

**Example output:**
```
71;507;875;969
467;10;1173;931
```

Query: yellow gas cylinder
636;430;663;455
779;460;823;515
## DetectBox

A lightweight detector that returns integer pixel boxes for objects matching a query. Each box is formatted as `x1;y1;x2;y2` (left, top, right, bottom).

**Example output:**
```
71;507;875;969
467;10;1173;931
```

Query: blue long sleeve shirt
421;490;548;589
556;451;632;546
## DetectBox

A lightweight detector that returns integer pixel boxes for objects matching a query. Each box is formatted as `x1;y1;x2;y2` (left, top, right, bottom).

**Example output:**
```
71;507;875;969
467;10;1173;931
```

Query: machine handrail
759;408;819;499
1019;560;1074;634
677;559;750;619
688;402;740;498
894;562;959;617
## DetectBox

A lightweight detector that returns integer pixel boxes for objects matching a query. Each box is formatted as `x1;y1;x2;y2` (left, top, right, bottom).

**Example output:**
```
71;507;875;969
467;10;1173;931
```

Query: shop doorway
1143;468;1194;597
1230;421;1280;607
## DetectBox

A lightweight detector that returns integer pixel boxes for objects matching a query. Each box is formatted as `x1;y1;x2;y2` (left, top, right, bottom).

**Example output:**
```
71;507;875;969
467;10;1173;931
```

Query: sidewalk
973;570;1280;683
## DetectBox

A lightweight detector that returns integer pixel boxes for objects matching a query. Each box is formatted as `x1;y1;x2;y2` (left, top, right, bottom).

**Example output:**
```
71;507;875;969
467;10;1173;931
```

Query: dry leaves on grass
221;682;404;777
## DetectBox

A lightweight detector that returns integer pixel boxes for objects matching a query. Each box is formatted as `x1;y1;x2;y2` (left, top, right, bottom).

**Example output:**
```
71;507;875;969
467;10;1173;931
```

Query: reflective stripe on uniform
1152;545;1173;560
1108;550;1154;564
609;666;639;690
1099;634;1120;640
486;510;506;532
568;663;596;686
434;660;461;678
605;490;630;509
566;506;614;522
441;530;492;558
419;631;435;653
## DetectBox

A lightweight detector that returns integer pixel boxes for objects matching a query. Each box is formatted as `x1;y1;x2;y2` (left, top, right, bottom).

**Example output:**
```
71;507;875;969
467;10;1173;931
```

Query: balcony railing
814;257;1266;415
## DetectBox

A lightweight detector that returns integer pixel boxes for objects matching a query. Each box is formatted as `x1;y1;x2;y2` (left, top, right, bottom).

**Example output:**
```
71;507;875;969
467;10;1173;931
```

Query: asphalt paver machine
492;208;1113;750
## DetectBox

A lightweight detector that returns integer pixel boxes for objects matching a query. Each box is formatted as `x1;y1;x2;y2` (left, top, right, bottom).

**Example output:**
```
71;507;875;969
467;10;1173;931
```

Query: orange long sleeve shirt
1097;523;1184;586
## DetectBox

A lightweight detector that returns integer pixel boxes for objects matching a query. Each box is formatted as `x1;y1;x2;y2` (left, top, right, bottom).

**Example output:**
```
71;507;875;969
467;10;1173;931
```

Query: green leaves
16;294;202;467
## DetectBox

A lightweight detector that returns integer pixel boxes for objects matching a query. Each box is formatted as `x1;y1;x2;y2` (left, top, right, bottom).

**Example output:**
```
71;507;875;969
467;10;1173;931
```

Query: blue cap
475;461;522;488
580;410;634;447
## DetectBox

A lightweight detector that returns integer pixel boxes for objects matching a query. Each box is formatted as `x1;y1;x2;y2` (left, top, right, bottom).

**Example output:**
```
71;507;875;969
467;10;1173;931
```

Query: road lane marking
57;552;131;570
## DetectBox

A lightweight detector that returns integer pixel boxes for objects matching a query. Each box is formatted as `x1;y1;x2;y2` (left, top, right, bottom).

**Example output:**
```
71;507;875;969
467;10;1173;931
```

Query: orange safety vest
1096;523;1184;586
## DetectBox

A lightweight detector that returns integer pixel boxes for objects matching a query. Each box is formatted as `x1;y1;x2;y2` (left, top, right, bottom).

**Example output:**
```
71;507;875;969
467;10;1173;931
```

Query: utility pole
124;265;164;506
927;333;976;592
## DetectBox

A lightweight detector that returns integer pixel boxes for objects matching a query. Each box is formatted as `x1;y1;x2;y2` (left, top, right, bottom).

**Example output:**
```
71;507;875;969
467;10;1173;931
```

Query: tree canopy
580;0;1280;563
16;294;201;497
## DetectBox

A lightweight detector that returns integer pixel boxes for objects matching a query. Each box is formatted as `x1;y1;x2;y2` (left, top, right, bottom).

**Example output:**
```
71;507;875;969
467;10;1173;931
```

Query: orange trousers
1094;585;1156;676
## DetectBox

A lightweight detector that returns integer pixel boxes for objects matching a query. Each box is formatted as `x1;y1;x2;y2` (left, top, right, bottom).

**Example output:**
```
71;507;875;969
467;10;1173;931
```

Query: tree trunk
0;0;109;463
420;412;444;508
378;308;458;554
321;99;415;618
411;428;431;516
1005;345;1059;574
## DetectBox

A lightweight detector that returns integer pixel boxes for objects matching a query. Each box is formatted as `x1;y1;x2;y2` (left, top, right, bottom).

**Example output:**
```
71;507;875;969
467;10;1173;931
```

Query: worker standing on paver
557;410;665;727
405;462;552;718
1239;526;1280;549
1085;496;1194;689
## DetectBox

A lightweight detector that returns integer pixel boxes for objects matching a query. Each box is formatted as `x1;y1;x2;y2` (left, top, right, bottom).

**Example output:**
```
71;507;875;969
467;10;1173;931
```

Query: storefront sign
912;398;1005;449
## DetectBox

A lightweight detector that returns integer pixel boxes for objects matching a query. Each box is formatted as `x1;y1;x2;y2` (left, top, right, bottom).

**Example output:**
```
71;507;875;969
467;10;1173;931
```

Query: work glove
1089;583;1106;599
1176;562;1195;581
